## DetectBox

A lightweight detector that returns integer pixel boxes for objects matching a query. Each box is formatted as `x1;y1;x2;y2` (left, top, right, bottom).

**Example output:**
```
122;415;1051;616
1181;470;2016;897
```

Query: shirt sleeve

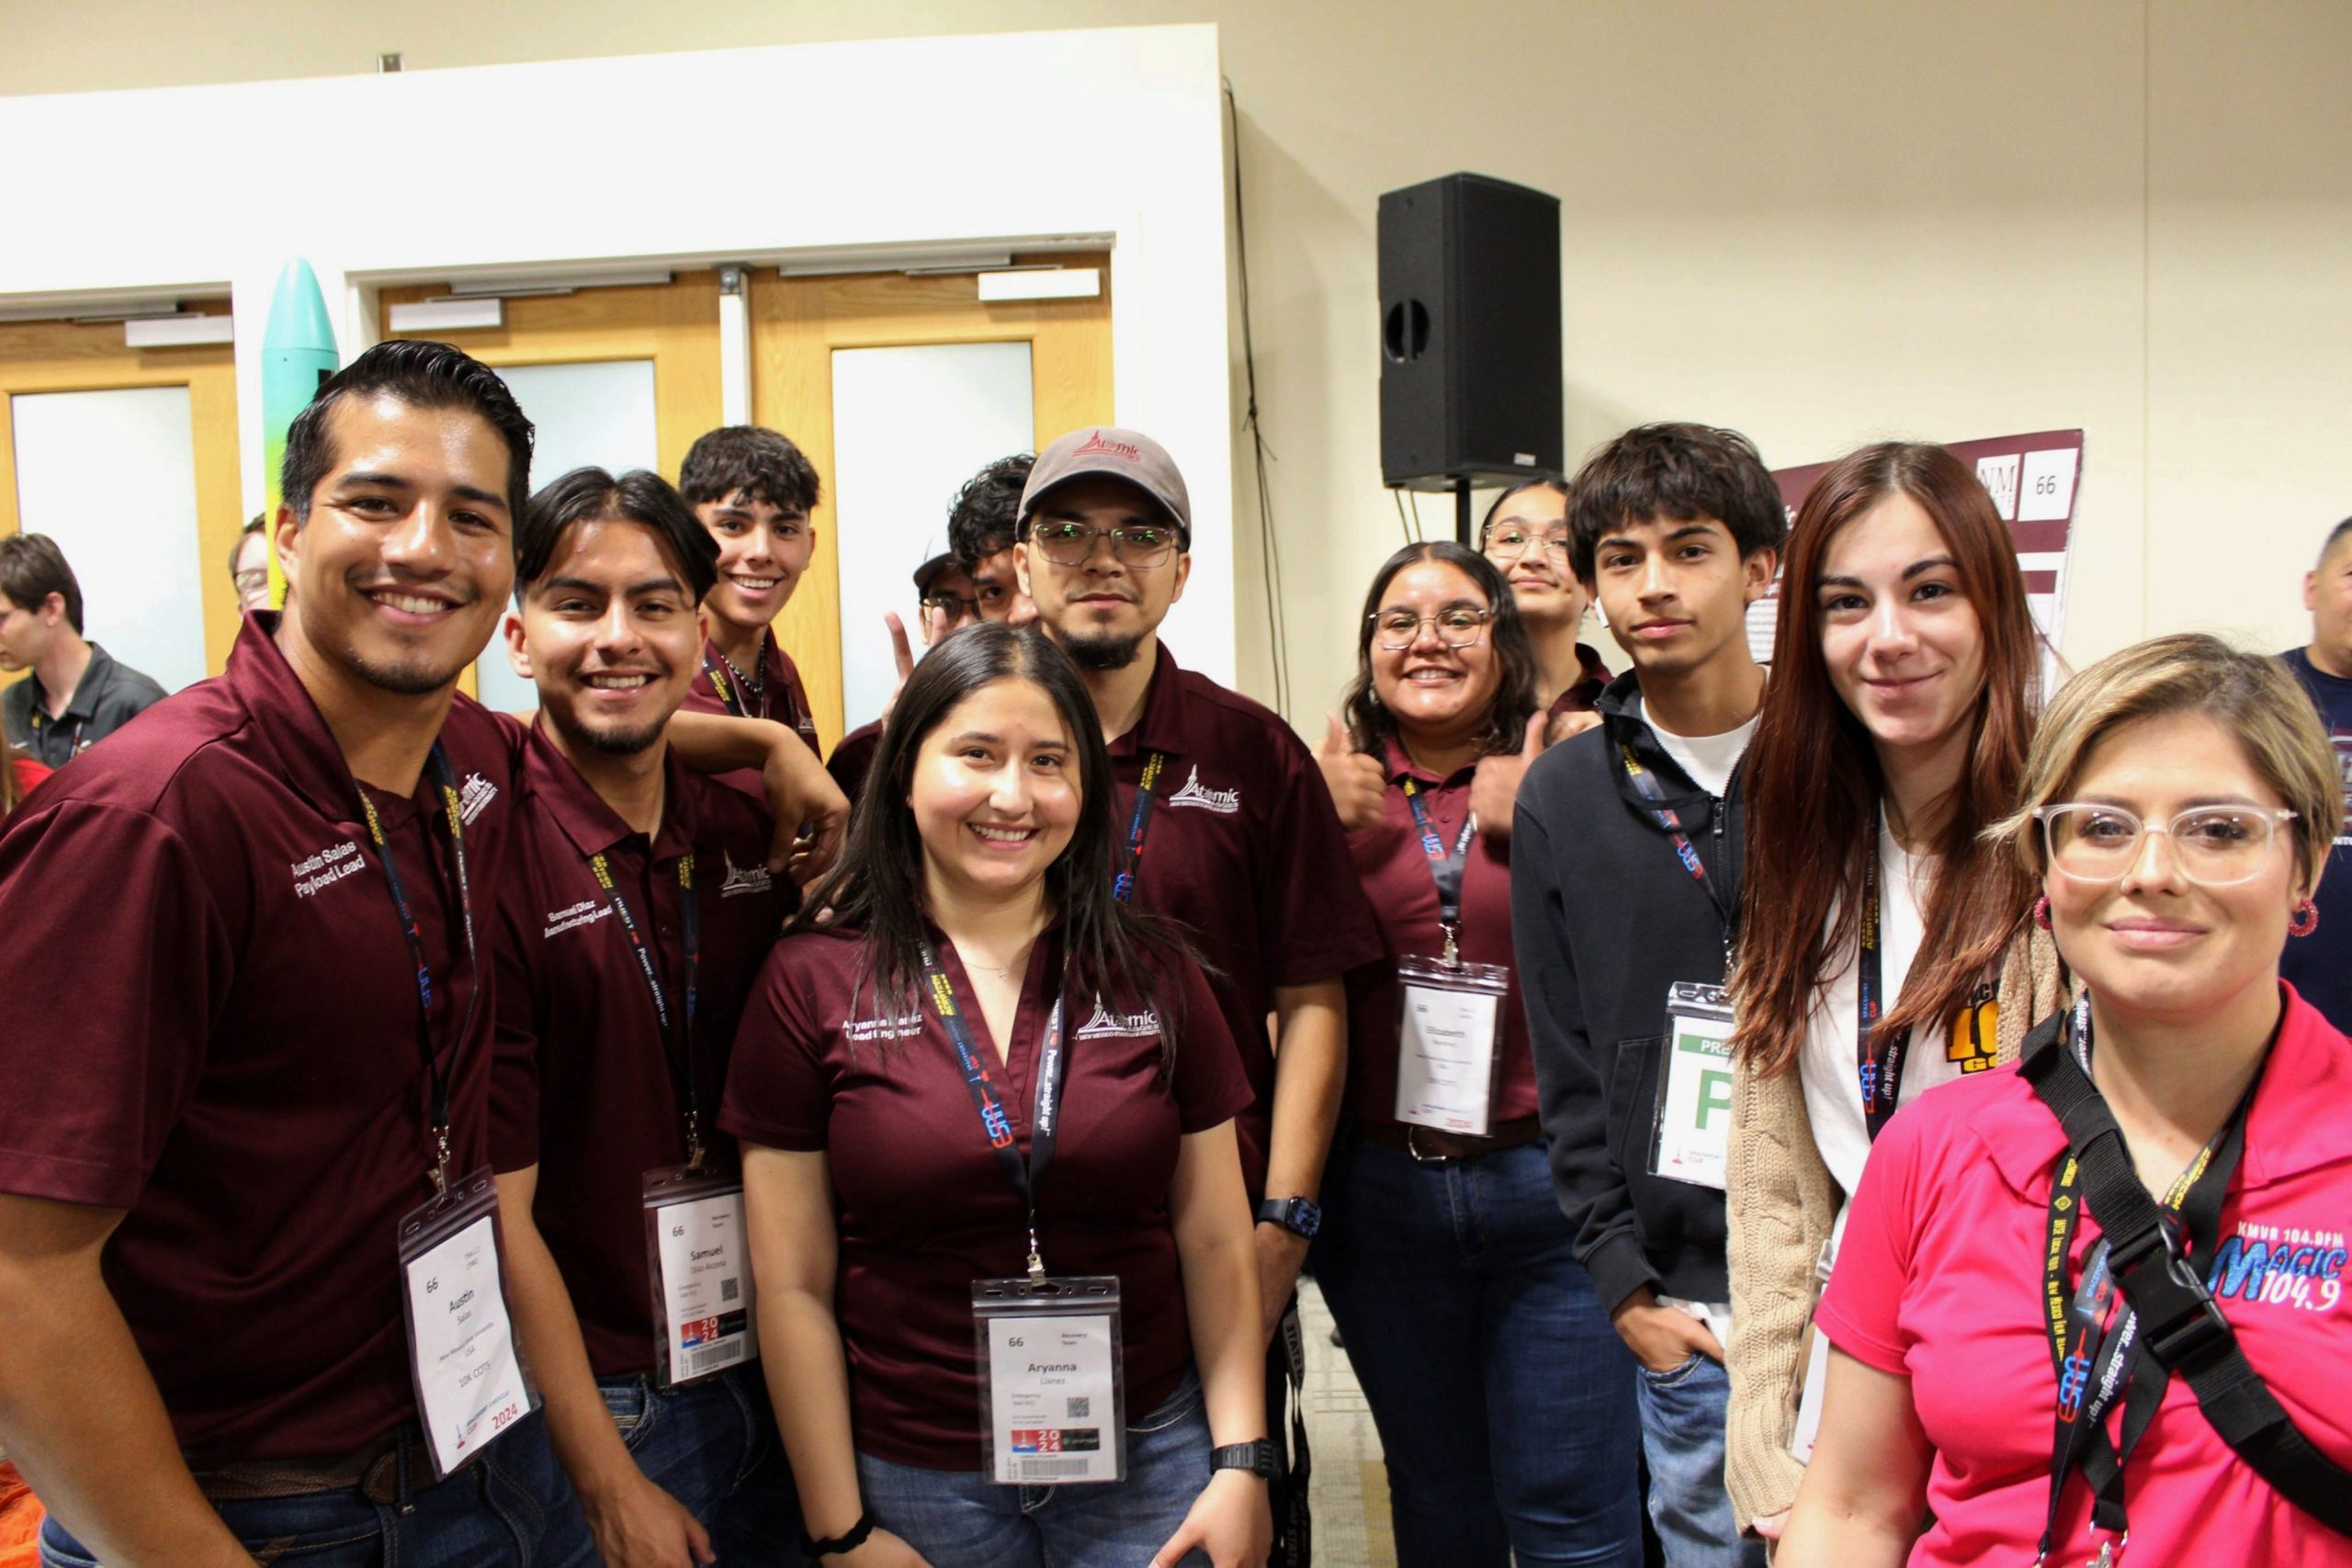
487;867;543;1175
719;942;834;1152
1170;955;1255;1134
1256;733;1387;987
0;802;232;1208
1811;1103;1928;1376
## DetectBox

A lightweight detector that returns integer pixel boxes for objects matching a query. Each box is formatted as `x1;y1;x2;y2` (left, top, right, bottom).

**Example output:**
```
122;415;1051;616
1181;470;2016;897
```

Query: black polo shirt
3;641;169;767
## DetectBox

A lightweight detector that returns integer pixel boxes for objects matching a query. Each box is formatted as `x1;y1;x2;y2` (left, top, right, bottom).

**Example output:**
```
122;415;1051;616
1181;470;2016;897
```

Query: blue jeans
1634;1350;1765;1568
40;1413;594;1567
854;1370;1214;1568
598;1364;797;1563
1313;1136;1644;1568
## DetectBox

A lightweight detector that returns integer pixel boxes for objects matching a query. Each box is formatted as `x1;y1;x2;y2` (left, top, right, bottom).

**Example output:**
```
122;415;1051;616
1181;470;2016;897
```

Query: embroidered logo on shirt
2207;1223;2348;1312
1165;765;1240;815
842;1011;926;1043
543;898;612;939
290;840;366;898
1076;998;1161;1040
458;772;498;827
720;849;773;899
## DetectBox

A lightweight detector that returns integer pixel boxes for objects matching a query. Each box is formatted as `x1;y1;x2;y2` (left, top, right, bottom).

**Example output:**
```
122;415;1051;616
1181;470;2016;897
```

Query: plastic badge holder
643;1164;759;1388
1393;955;1511;1136
1648;981;1736;1190
396;1166;540;1479
972;1275;1126;1485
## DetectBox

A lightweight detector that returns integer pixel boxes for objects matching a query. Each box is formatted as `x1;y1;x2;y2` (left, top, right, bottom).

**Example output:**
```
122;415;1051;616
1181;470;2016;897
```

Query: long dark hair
796;622;1187;1070
1732;442;2042;1075
1340;541;1541;756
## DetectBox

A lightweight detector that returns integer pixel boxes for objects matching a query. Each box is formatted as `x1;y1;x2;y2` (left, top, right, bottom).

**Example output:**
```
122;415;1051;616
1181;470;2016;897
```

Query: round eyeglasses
1368;605;1494;651
2035;803;2298;887
1025;520;1182;569
1480;525;1572;566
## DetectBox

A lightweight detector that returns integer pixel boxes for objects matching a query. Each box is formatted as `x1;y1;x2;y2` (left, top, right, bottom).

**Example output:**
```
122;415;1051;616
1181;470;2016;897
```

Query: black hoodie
1510;671;1746;1313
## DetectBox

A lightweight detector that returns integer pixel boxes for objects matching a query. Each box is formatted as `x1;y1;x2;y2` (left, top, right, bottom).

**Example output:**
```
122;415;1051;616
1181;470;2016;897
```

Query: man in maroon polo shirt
1013;425;1384;1564
487;465;796;1567
0;340;602;1567
677;425;825;762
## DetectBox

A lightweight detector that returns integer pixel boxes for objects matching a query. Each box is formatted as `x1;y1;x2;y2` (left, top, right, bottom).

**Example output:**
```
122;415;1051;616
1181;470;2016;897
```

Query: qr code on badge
720;1277;740;1303
1066;1395;1091;1419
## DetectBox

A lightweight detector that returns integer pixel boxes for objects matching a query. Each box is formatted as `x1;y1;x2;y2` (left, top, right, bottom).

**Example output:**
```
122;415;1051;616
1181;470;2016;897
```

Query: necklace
718;630;767;697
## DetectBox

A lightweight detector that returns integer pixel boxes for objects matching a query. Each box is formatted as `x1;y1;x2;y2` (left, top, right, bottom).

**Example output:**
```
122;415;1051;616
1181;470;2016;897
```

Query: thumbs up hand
1470;710;1550;844
1316;714;1389;832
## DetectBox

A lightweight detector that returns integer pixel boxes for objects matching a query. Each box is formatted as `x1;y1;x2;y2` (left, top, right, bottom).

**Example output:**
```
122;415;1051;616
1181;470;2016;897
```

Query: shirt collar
1549;642;1612;715
1114;640;1188;758
55;643;118;721
1379;733;1473;789
224;612;383;823
523;719;699;863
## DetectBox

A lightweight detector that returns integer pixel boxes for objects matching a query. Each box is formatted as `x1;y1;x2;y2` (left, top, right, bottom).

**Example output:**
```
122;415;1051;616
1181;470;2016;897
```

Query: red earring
2033;895;2052;931
2291;899;2320;938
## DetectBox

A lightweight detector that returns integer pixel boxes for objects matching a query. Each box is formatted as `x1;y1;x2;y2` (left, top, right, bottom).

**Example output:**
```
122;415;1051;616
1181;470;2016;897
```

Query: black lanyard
1113;750;1169;905
1856;851;1912;1143
2035;997;2255;1564
1620;744;1736;948
1401;777;1478;958
917;937;1069;1281
589;848;705;1167
356;744;479;1194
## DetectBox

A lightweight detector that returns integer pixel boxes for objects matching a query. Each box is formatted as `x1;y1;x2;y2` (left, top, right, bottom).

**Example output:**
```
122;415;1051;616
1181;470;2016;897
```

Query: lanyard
1113;750;1169;904
1856;850;1912;1143
589;849;705;1167
2035;996;2254;1566
1401;777;1478;963
356;744;479;1194
917;937;1069;1282
1620;744;1736;952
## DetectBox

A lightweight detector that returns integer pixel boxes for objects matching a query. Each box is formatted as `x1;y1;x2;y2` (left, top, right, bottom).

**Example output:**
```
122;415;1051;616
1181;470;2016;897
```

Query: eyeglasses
1369;605;1494;651
2035;803;2298;887
233;569;271;595
1025;520;1183;569
1480;525;1572;565
920;591;979;623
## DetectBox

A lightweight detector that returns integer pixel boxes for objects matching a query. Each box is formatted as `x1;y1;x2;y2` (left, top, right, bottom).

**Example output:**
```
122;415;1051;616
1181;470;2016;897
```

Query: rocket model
260;260;340;608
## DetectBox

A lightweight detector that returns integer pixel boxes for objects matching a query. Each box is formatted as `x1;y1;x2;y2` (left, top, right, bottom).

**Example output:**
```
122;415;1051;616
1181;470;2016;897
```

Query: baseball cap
1018;427;1191;536
911;552;958;596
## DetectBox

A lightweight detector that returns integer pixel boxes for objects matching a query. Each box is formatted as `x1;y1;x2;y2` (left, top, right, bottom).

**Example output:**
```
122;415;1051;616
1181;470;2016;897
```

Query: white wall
0;26;1238;682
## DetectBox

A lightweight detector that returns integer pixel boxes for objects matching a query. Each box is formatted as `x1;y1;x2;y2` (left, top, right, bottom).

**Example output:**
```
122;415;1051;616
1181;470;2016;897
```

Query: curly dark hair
678;425;822;516
946;453;1036;570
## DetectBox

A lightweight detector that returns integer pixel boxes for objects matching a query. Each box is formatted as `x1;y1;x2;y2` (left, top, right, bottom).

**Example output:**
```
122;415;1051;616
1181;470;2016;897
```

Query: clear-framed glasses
2035;803;2298;887
920;590;979;624
233;569;270;596
1479;524;1572;566
1369;604;1494;651
1025;519;1182;569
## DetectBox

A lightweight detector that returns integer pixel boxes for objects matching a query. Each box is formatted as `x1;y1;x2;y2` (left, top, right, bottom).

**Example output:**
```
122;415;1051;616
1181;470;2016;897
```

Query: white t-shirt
1645;705;1760;799
1802;818;1963;1250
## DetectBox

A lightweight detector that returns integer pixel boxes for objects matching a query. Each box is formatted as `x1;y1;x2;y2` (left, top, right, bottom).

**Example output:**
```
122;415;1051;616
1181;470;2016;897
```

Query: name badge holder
643;1165;757;1388
398;1168;538;1481
1394;955;1510;1135
1648;982;1736;1190
973;1275;1127;1484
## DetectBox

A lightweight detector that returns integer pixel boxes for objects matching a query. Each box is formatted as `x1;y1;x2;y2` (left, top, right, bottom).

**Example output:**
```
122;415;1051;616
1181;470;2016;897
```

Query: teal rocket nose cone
265;258;337;356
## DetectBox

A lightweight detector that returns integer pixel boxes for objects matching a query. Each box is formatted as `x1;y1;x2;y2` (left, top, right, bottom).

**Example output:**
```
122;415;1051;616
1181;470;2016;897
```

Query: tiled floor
1296;1279;1394;1568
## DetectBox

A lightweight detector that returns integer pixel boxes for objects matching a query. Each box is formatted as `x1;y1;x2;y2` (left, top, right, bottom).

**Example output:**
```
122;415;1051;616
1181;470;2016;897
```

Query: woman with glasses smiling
1309;541;1645;1566
1477;476;1612;732
1780;634;2352;1566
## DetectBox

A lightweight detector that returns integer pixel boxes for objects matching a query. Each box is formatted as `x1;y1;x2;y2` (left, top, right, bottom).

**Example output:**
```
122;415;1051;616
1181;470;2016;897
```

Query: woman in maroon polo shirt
725;622;1272;1568
1310;541;1644;1566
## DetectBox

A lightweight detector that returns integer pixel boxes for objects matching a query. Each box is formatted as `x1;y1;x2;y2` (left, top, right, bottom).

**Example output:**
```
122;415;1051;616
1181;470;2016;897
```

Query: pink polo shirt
1816;983;2352;1565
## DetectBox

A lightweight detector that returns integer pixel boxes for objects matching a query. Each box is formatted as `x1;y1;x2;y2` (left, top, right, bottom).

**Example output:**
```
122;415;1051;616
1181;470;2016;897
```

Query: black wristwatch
1212;1438;1278;1479
1255;1195;1321;1239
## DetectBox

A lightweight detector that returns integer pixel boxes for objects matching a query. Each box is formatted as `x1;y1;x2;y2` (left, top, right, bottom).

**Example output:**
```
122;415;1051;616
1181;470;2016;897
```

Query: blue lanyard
1114;750;1168;904
1400;777;1477;930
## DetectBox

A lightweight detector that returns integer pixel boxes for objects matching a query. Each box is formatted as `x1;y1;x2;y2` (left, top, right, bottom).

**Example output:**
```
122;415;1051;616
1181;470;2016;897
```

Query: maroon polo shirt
490;726;785;1378
1106;646;1385;1197
826;718;883;807
0;614;519;1461
1341;739;1540;1130
1547;642;1611;722
682;632;821;800
720;924;1250;1470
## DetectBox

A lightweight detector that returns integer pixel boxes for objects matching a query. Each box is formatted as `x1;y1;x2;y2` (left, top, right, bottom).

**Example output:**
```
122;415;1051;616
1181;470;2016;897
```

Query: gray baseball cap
1018;426;1191;536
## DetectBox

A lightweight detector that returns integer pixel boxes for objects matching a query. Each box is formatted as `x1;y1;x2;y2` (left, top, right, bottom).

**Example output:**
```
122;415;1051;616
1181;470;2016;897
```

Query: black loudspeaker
1378;173;1563;491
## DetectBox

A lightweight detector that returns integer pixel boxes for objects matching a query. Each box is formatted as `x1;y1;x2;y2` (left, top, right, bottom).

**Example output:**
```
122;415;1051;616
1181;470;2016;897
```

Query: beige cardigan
1722;921;2066;1530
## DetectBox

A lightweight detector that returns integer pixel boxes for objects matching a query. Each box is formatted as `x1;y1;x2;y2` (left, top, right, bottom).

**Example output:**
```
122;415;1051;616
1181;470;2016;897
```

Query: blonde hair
1992;633;2342;896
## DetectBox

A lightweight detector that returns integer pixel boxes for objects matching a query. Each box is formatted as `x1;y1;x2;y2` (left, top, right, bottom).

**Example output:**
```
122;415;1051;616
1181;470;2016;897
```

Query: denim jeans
1634;1350;1765;1568
40;1413;594;1568
854;1369;1214;1568
1313;1136;1645;1568
597;1364;797;1563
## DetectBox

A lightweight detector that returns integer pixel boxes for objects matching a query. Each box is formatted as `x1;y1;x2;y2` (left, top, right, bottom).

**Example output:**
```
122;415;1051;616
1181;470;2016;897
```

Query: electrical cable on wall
1224;77;1291;719
1393;487;1414;544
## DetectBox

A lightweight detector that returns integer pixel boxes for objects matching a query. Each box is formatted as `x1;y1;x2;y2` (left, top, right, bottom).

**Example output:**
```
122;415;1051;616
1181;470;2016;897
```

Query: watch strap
1212;1438;1277;1479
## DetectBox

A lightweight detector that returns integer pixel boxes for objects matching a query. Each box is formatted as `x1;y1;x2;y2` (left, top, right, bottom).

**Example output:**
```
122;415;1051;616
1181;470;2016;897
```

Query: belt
1358;1114;1543;1164
188;1424;426;1506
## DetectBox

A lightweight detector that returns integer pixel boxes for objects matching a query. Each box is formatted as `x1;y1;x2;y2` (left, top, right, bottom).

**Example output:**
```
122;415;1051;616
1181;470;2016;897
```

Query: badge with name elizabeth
1394;955;1510;1135
1649;982;1736;1190
644;1164;758;1387
973;1275;1125;1484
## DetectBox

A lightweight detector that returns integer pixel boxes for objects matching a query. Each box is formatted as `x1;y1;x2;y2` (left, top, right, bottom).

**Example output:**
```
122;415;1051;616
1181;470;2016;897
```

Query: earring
2291;899;2320;938
2033;895;2052;931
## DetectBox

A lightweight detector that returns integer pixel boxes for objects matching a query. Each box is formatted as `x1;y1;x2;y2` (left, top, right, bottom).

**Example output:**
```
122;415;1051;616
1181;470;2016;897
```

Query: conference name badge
973;1275;1126;1485
1649;982;1735;1190
643;1164;759;1388
396;1167;537;1479
1394;955;1511;1136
